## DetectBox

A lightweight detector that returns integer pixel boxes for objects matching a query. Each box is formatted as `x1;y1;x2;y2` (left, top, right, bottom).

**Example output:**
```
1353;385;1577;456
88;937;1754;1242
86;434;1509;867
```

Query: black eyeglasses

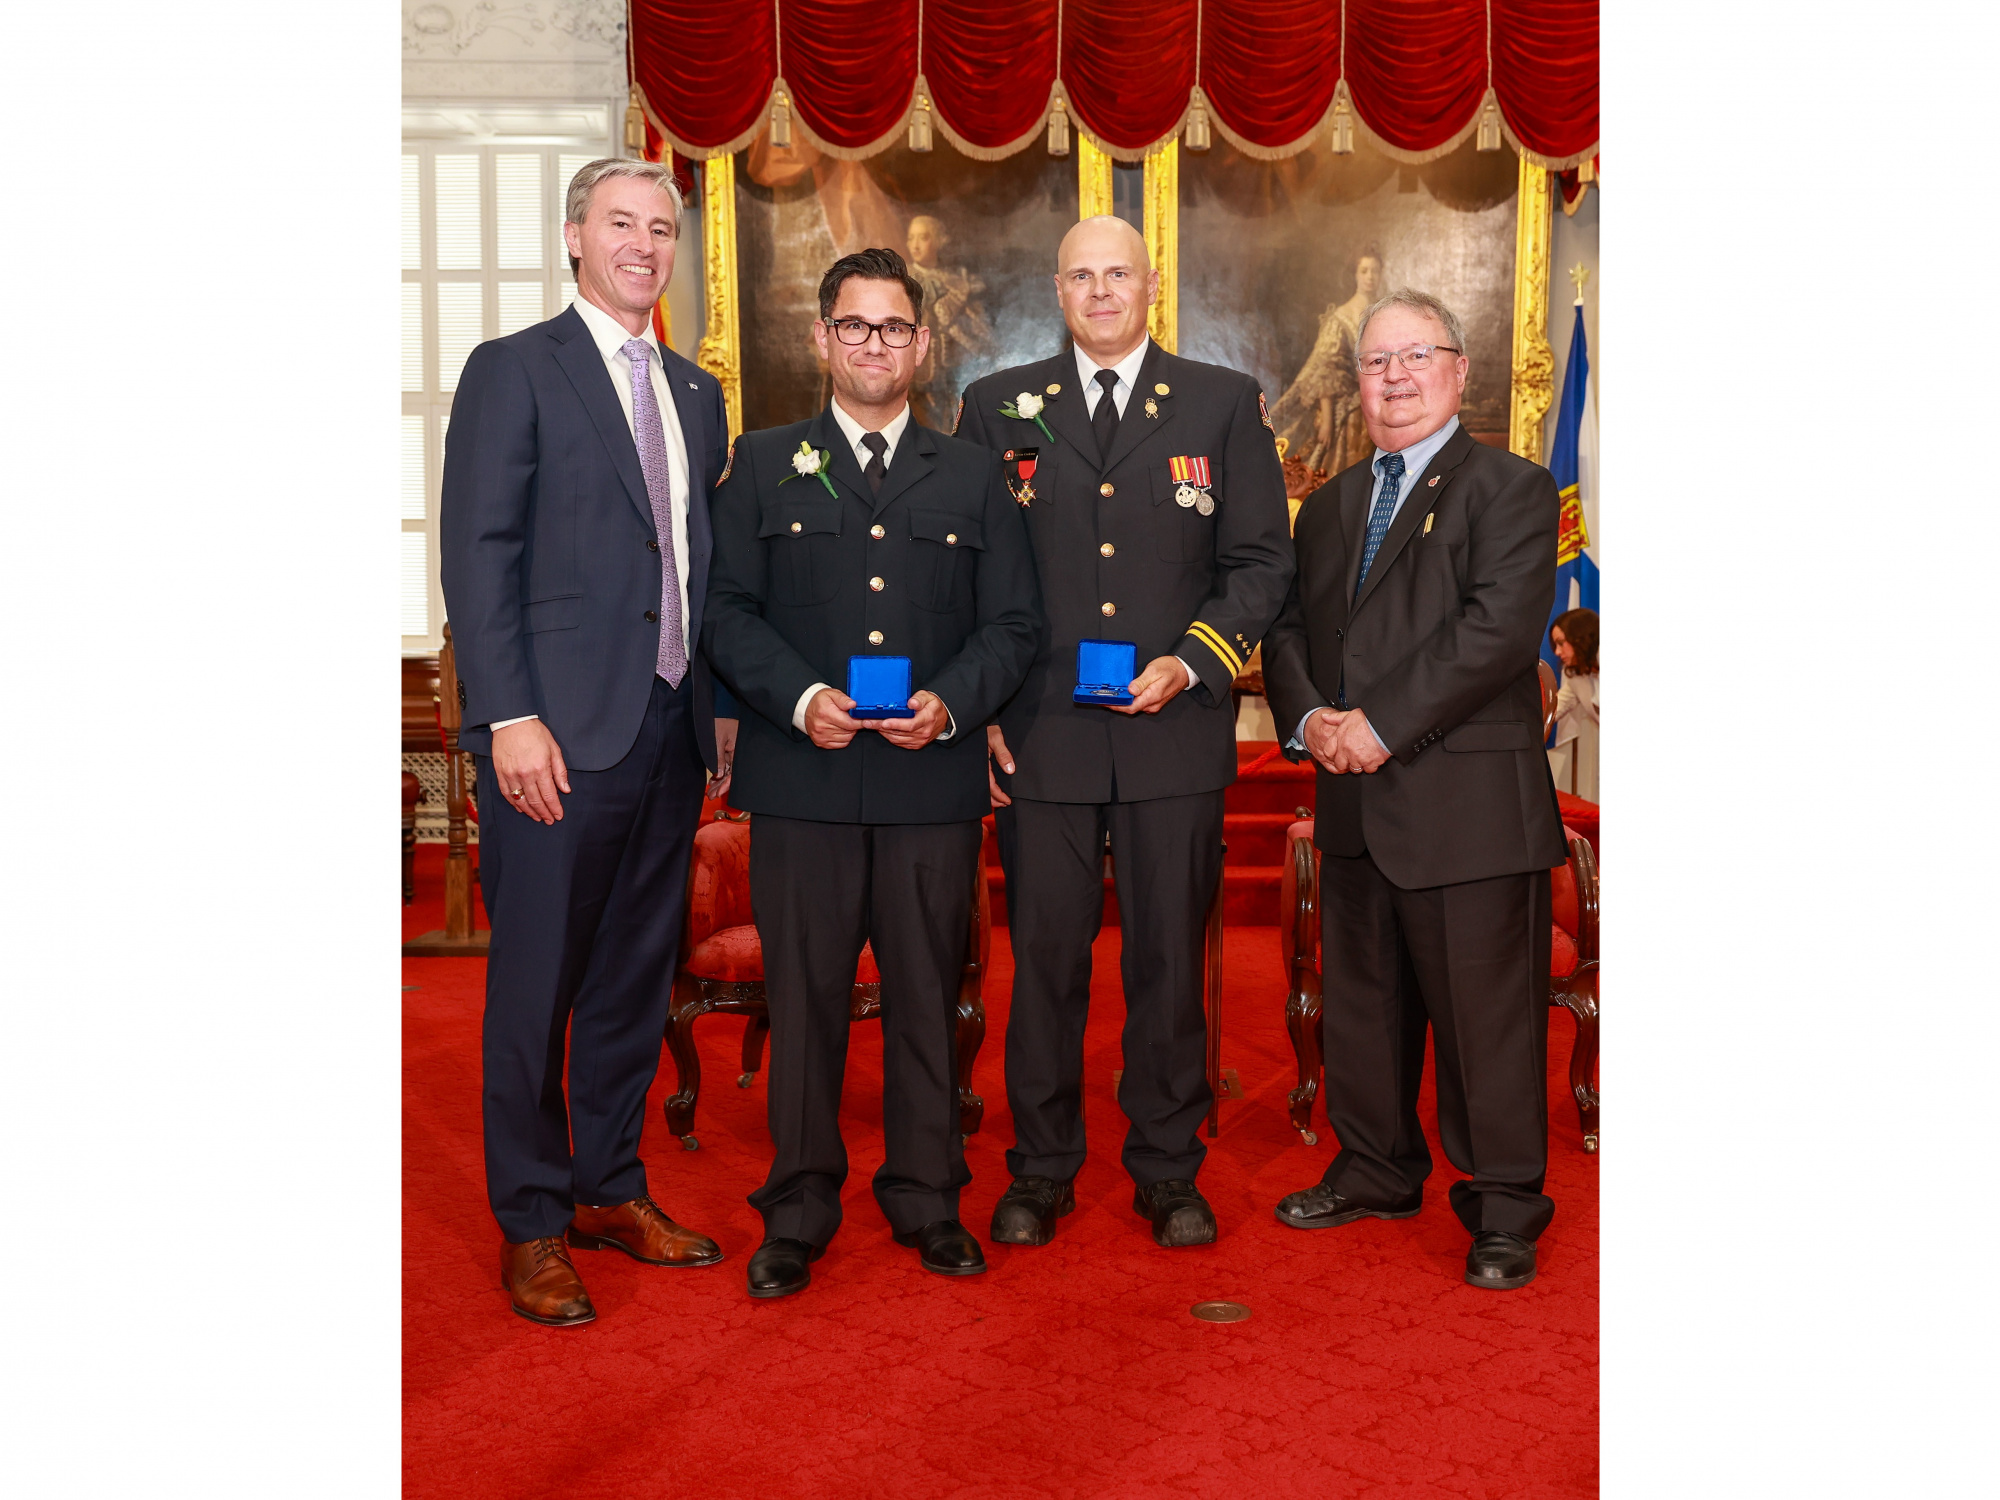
826;317;918;348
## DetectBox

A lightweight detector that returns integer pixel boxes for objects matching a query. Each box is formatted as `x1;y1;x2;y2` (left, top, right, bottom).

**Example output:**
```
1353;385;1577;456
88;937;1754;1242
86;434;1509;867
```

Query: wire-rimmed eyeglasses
1357;343;1461;376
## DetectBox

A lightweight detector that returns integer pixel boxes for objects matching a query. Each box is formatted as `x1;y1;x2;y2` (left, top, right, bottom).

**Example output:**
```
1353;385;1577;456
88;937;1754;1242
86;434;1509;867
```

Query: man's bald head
1054;215;1157;363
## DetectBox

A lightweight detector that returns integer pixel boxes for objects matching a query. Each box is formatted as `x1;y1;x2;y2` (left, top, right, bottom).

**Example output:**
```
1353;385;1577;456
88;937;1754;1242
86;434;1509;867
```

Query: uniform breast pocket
757;500;843;606
1152;468;1215;563
907;508;984;612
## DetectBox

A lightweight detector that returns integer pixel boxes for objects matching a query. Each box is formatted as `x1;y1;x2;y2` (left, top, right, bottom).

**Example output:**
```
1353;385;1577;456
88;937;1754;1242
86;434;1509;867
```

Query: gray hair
563;157;684;273
1357;288;1467;362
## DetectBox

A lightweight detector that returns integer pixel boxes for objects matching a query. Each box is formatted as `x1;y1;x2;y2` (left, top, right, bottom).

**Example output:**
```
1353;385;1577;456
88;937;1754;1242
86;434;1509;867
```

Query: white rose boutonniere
999;390;1056;443
781;440;837;497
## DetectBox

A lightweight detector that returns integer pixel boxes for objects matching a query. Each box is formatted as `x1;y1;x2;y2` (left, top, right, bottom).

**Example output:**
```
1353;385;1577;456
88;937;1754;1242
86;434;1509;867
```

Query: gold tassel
908;92;933;153
1184;88;1211;152
624;85;645;157
1476;90;1502;152
770;89;793;150
1329;87;1354;155
1047;97;1070;157
1579;155;1596;184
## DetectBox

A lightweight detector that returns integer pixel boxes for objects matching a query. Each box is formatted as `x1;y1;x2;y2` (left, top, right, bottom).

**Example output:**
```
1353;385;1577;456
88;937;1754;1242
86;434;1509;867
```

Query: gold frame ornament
695;154;743;440
1508;156;1556;463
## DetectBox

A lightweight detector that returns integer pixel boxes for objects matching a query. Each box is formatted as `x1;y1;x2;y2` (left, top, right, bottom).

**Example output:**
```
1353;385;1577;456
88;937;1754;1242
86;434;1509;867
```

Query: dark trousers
475;674;705;1242
1318;851;1555;1239
745;816;981;1247
995;791;1224;1186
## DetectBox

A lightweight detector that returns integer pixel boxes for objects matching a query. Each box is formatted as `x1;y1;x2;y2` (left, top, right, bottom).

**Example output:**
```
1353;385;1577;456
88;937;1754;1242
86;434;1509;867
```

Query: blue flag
1541;302;1600;694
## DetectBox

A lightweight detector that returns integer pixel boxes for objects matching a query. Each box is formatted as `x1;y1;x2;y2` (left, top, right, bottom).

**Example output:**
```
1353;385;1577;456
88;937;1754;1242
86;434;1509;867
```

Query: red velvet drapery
631;0;1597;167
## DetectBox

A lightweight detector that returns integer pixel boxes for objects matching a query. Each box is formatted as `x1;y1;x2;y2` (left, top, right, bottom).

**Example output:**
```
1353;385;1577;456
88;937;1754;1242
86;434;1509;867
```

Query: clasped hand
1303;707;1389;775
804;687;949;751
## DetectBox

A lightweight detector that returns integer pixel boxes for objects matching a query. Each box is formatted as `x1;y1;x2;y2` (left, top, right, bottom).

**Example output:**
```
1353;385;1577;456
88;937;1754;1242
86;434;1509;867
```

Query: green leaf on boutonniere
999;390;1056;444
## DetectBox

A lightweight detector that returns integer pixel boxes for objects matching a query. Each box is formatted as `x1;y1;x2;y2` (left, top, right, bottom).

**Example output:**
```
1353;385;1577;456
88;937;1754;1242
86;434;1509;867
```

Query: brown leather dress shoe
501;1237;596;1326
568;1196;724;1267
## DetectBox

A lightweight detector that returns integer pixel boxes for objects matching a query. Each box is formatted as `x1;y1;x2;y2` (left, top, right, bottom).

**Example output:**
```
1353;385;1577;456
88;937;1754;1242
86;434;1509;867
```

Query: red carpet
404;846;1597;1498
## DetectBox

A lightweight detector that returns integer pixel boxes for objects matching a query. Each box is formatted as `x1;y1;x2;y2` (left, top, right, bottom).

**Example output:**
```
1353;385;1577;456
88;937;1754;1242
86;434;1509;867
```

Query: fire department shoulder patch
952;394;965;435
718;440;736;485
1258;391;1273;432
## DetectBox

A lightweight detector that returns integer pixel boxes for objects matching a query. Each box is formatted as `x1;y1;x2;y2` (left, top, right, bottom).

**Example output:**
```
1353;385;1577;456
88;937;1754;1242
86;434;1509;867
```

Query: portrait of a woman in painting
1265;245;1385;474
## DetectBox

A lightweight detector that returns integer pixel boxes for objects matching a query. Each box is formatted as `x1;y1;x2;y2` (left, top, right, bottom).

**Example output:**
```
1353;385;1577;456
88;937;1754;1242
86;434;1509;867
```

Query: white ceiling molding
403;2;624;101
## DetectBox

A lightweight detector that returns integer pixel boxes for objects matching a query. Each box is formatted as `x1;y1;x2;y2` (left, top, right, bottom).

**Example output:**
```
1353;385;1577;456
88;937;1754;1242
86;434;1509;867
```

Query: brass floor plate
1190;1301;1251;1323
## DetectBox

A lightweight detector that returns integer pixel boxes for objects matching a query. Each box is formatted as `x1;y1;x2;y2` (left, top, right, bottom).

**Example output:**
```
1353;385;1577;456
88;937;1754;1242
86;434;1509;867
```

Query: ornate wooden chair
663;816;990;1150
1279;821;1600;1152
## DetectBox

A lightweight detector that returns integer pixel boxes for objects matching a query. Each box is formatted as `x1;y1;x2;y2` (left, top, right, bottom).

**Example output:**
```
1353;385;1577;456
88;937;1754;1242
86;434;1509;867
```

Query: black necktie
1091;368;1121;467
861;430;888;497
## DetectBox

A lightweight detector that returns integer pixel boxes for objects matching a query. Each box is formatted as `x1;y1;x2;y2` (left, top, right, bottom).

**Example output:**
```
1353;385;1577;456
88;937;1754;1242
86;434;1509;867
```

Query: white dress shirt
791;399;955;739
494;296;695;732
1077;338;1199;692
1288;415;1462;754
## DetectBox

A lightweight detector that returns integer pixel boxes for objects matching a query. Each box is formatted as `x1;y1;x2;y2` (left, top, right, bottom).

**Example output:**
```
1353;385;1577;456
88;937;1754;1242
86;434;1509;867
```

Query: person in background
1546;608;1598;800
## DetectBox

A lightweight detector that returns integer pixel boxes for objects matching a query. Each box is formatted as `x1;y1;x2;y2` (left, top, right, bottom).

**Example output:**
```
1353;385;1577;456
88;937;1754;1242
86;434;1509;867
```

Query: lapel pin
1154;383;1170;396
1143;398;1159;418
1423;513;1435;535
1046;382;1062;395
688;381;698;389
1427;475;1440;487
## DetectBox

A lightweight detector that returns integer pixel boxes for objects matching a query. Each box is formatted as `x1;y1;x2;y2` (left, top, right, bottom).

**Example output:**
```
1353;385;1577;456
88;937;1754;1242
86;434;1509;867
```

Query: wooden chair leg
738;1015;769;1087
663;977;706;1149
1554;964;1600;1152
955;863;988;1139
1283;837;1323;1143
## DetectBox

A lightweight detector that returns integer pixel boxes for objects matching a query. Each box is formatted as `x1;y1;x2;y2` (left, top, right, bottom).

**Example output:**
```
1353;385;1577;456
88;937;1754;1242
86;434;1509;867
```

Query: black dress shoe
746;1237;823;1299
1273;1183;1423;1231
892;1219;988;1276
989;1175;1077;1246
1132;1179;1217;1247
1464;1231;1537;1290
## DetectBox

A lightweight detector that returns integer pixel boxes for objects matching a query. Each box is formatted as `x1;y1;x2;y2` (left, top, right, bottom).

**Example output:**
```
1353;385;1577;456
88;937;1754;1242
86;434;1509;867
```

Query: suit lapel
809;407;873;509
874;421;936;515
1339;461;1373;612
1031;353;1097;475
549;308;656;534
1100;341;1176;475
1352;424;1477;616
659;345;711;637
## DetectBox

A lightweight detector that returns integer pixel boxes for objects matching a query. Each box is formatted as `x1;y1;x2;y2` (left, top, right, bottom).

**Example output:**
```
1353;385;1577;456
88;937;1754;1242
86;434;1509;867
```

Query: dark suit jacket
1263;423;1568;890
956;341;1293;804
440;306;723;772
702;407;1041;825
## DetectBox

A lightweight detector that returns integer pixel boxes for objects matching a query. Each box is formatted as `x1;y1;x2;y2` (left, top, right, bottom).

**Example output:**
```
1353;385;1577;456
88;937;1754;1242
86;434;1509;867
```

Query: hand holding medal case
847;655;913;719
1073;639;1137;707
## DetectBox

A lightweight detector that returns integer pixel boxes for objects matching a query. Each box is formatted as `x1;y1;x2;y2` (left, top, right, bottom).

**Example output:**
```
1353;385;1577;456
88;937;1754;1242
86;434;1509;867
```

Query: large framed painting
721;135;1078;435
1178;138;1528;496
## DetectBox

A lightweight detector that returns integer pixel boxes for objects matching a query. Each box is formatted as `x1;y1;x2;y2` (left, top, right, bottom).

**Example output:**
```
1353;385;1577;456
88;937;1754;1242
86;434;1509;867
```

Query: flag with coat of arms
1541;296;1599;688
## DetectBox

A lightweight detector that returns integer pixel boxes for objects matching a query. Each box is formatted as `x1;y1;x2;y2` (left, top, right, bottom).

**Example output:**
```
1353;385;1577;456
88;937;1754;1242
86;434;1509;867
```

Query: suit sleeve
921;450;1043;728
438;340;539;732
698;441;825;741
1261;568;1323;763
1176;376;1296;704
1362;460;1560;761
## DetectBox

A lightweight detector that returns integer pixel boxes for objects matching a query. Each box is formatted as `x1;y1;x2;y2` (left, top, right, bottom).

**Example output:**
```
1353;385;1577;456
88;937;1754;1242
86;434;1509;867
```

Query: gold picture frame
699;143;1553;454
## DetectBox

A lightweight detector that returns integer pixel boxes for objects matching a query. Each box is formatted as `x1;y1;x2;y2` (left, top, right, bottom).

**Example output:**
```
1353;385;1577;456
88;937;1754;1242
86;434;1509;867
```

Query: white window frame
402;103;617;655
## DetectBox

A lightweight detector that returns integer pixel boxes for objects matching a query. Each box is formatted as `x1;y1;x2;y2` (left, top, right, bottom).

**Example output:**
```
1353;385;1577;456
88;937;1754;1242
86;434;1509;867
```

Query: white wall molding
403;2;624;101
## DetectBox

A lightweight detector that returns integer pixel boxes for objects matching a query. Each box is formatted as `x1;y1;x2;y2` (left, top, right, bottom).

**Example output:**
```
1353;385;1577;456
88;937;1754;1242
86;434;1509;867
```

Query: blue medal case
847;655;914;719
1073;639;1138;706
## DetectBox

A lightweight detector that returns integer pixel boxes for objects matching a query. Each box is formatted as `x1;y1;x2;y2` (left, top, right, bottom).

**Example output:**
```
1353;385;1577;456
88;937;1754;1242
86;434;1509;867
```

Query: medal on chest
1169;454;1215;516
1003;448;1039;506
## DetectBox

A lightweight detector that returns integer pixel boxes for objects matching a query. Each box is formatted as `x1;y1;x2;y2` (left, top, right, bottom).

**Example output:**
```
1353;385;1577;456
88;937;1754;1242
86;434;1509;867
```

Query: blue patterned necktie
1355;450;1405;598
622;339;688;686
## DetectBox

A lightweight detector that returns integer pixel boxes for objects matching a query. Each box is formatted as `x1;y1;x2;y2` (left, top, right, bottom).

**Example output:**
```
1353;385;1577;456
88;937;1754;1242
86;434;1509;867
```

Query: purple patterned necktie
622;339;688;686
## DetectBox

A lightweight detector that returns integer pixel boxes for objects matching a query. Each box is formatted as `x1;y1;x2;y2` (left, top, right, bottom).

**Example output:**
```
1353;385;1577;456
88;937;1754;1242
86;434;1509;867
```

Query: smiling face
1054;216;1157;364
562;175;680;333
1356;303;1468;452
811;276;930;417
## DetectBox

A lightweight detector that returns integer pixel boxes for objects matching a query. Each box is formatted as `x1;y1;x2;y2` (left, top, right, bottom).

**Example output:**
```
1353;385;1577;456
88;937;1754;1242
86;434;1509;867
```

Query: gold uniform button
870;524;885;539
868;630;884;645
1099;482;1115;497
790;522;802;534
1100;543;1115;557
869;576;884;591
946;533;958;545
1101;602;1116;617
1154;383;1170;395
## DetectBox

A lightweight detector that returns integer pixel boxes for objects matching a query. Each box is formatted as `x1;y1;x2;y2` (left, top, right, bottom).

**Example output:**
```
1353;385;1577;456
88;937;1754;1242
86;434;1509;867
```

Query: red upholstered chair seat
1548;923;1579;980
683;927;880;986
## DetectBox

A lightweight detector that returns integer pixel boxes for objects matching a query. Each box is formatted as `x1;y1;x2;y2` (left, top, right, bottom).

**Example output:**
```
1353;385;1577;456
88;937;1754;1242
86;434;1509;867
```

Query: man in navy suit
441;158;728;1327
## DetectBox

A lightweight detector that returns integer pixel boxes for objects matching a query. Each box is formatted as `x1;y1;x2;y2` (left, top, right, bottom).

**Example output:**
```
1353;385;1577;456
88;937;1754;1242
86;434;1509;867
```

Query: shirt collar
572;293;660;365
1074;337;1152;397
1373;414;1460;480
829;397;911;464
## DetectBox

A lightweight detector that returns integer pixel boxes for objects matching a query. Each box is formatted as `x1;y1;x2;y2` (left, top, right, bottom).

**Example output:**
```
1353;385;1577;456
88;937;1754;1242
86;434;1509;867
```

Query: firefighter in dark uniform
704;249;1041;1299
955;216;1293;1248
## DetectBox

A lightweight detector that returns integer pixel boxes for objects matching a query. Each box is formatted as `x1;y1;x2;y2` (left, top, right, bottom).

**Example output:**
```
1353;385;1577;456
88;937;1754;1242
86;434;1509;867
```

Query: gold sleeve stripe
1186;621;1244;678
